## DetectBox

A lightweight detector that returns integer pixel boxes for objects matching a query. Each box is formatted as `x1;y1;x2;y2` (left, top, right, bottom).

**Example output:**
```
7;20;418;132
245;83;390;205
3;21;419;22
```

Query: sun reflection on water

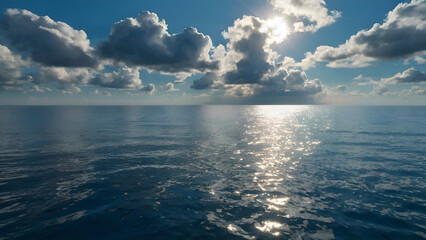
201;106;332;238
248;106;314;235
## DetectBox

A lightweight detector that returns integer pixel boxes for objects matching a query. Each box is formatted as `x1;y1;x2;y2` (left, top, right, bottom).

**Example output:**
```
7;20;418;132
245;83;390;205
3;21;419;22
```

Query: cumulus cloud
401;86;426;95
222;16;274;85
352;74;379;86
370;84;389;96
93;89;112;96
90;67;156;93
90;67;145;89
0;43;29;90
97;11;218;74
353;74;363;81
191;16;323;103
141;83;155;94
30;85;51;93
370;85;426;97
29;67;93;90
0;9;96;67
26;62;155;92
414;56;426;64
225;85;255;97
248;69;322;97
59;85;81;95
381;67;426;84
163;82;178;91
191;16;278;88
302;0;426;68
366;68;426;96
269;0;341;32
191;73;214;90
333;85;347;93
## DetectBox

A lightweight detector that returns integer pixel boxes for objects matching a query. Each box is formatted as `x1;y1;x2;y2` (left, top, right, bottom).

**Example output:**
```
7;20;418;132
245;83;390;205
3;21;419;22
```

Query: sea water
0;106;425;239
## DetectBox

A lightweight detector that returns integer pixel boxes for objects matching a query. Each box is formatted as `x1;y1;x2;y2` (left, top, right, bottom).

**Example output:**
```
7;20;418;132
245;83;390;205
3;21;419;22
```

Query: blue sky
0;0;425;105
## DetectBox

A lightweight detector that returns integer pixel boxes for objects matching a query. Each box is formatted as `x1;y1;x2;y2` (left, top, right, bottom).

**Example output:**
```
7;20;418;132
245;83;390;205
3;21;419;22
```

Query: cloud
191;16;279;88
163;82;179;91
333;85;347;93
370;85;426;97
0;9;96;67
30;85;51;93
414;56;426;64
381;67;426;84
93;89;112;96
321;84;361;101
191;16;323;103
221;68;323;102
352;74;379;86
190;72;217;90
97;11;218;74
370;84;389;96
225;85;255;97
0;8;323;103
90;67;145;89
27;63;154;92
250;69;322;97
367;67;426;96
353;74;364;81
141;83;155;94
302;0;426;68
401;86;426;95
60;85;81;95
222;16;274;85
0;43;29;90
29;67;93;89
269;0;341;32
90;67;156;93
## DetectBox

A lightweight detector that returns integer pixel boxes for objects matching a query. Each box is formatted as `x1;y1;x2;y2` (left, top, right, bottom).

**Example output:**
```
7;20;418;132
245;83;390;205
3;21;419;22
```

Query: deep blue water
0;106;425;240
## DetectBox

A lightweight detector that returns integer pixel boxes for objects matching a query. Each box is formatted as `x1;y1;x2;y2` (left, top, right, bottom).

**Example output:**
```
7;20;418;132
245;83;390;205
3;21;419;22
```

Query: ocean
0;106;425;239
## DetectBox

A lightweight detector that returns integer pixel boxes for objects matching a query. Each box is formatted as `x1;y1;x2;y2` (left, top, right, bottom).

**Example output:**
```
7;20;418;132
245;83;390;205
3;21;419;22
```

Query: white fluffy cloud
0;43;29;90
163;82;178;91
90;67;156;93
191;16;323;102
30;85;52;93
222;16;275;85
370;84;390;96
370;85;426;97
302;0;426;68
381;68;426;84
352;74;379;86
269;0;341;32
401;86;426;96
97;11;218;74
0;9;96;67
141;84;155;94
93;89;112;96
29;67;93;91
90;67;143;89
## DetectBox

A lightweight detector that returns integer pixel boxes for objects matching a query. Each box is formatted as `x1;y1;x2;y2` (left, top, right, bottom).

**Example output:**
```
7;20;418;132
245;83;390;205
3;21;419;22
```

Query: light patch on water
56;211;86;224
267;197;289;206
106;164;184;174
255;221;289;235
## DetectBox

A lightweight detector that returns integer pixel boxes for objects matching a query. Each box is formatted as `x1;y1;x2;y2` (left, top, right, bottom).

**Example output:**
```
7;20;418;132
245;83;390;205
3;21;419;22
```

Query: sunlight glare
263;17;289;44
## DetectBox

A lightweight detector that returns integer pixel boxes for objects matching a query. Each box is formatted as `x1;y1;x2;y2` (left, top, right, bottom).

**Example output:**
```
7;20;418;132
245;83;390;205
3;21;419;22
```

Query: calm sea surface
0;106;425;239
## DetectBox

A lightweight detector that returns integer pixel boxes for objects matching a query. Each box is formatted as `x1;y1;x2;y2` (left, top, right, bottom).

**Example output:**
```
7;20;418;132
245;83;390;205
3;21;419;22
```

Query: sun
263;16;289;44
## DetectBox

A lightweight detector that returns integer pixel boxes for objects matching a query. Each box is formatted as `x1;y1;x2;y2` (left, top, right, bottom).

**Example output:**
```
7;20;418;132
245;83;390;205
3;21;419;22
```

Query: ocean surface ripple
0;106;425;239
